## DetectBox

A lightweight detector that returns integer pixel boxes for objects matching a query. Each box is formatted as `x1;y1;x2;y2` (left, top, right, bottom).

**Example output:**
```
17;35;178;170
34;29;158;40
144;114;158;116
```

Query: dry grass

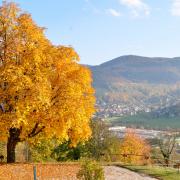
0;163;80;180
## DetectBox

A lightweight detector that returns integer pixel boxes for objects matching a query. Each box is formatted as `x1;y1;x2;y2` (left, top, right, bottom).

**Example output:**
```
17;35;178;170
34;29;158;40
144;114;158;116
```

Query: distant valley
89;55;180;129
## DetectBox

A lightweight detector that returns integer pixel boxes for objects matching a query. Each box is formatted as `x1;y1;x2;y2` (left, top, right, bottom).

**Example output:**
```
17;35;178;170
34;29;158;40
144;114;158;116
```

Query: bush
77;160;105;180
51;141;86;161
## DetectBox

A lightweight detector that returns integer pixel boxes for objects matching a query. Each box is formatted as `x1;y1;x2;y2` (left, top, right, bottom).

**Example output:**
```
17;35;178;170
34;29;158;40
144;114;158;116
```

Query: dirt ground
0;163;157;180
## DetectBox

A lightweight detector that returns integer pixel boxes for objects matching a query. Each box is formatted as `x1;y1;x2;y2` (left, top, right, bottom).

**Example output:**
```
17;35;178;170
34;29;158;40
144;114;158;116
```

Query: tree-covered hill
89;55;180;118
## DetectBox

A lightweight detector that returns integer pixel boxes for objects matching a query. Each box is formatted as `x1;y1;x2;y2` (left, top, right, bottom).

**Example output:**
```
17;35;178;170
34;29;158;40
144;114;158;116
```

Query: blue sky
4;0;180;65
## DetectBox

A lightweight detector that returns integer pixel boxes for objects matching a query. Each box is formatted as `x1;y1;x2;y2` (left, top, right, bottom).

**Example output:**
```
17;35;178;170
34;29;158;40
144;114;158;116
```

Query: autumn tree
157;134;177;167
0;1;95;163
119;130;151;165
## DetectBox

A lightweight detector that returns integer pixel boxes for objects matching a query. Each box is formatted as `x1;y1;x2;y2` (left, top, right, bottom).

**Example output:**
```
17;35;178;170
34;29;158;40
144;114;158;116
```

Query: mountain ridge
90;55;180;67
90;55;180;85
88;55;180;118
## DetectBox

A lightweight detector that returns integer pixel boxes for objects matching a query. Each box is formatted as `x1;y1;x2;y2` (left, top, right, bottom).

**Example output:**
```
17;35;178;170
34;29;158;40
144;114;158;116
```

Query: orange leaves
0;2;95;146
119;129;151;165
55;46;80;63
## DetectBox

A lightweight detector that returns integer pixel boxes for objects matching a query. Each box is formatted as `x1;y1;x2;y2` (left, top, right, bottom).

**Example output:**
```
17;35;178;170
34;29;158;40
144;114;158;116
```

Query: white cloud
106;9;122;17
171;0;180;16
120;0;150;17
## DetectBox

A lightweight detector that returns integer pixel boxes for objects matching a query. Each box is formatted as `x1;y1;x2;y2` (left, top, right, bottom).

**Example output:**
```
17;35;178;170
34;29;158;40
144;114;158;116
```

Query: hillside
91;55;180;88
89;55;180;118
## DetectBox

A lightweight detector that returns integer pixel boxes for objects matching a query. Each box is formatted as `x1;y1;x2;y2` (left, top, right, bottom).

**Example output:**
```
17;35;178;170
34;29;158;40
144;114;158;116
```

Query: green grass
118;165;180;180
106;113;180;130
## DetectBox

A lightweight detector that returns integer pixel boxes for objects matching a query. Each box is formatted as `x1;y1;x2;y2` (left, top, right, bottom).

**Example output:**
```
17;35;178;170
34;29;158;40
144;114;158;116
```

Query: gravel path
104;166;157;180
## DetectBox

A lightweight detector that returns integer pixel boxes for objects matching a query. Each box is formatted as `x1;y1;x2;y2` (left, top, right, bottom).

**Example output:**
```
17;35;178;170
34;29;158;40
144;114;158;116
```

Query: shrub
77;160;105;180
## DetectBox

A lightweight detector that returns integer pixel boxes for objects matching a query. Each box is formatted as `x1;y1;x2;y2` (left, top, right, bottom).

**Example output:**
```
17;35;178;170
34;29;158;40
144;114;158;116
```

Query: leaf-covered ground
0;163;80;180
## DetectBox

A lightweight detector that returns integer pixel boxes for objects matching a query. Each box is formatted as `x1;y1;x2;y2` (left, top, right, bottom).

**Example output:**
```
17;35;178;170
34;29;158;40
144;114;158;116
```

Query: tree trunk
165;157;169;167
7;128;21;163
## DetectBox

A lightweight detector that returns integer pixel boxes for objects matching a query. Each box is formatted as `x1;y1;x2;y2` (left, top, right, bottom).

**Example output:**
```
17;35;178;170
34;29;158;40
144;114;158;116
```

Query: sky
3;0;180;65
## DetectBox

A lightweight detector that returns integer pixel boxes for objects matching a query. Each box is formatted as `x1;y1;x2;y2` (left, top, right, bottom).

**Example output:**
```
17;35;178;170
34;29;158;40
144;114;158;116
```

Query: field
118;165;180;180
106;113;180;130
0;163;80;180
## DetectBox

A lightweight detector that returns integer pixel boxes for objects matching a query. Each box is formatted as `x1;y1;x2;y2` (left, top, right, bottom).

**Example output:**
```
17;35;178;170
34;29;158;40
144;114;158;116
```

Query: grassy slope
106;113;180;130
119;165;180;180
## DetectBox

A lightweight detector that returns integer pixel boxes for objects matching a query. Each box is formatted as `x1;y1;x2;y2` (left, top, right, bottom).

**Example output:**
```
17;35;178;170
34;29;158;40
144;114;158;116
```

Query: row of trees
28;120;179;167
1;117;178;166
25;120;151;165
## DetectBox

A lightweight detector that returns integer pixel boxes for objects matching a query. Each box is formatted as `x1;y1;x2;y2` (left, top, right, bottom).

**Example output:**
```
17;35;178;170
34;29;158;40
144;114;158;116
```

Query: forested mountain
89;55;180;118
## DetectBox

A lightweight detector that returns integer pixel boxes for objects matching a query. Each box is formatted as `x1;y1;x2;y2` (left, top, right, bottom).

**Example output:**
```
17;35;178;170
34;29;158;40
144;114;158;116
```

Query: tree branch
28;125;45;138
28;123;39;137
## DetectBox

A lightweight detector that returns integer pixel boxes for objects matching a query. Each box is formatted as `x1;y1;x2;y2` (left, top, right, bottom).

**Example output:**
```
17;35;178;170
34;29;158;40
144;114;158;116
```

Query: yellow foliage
119;129;151;165
0;2;95;146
